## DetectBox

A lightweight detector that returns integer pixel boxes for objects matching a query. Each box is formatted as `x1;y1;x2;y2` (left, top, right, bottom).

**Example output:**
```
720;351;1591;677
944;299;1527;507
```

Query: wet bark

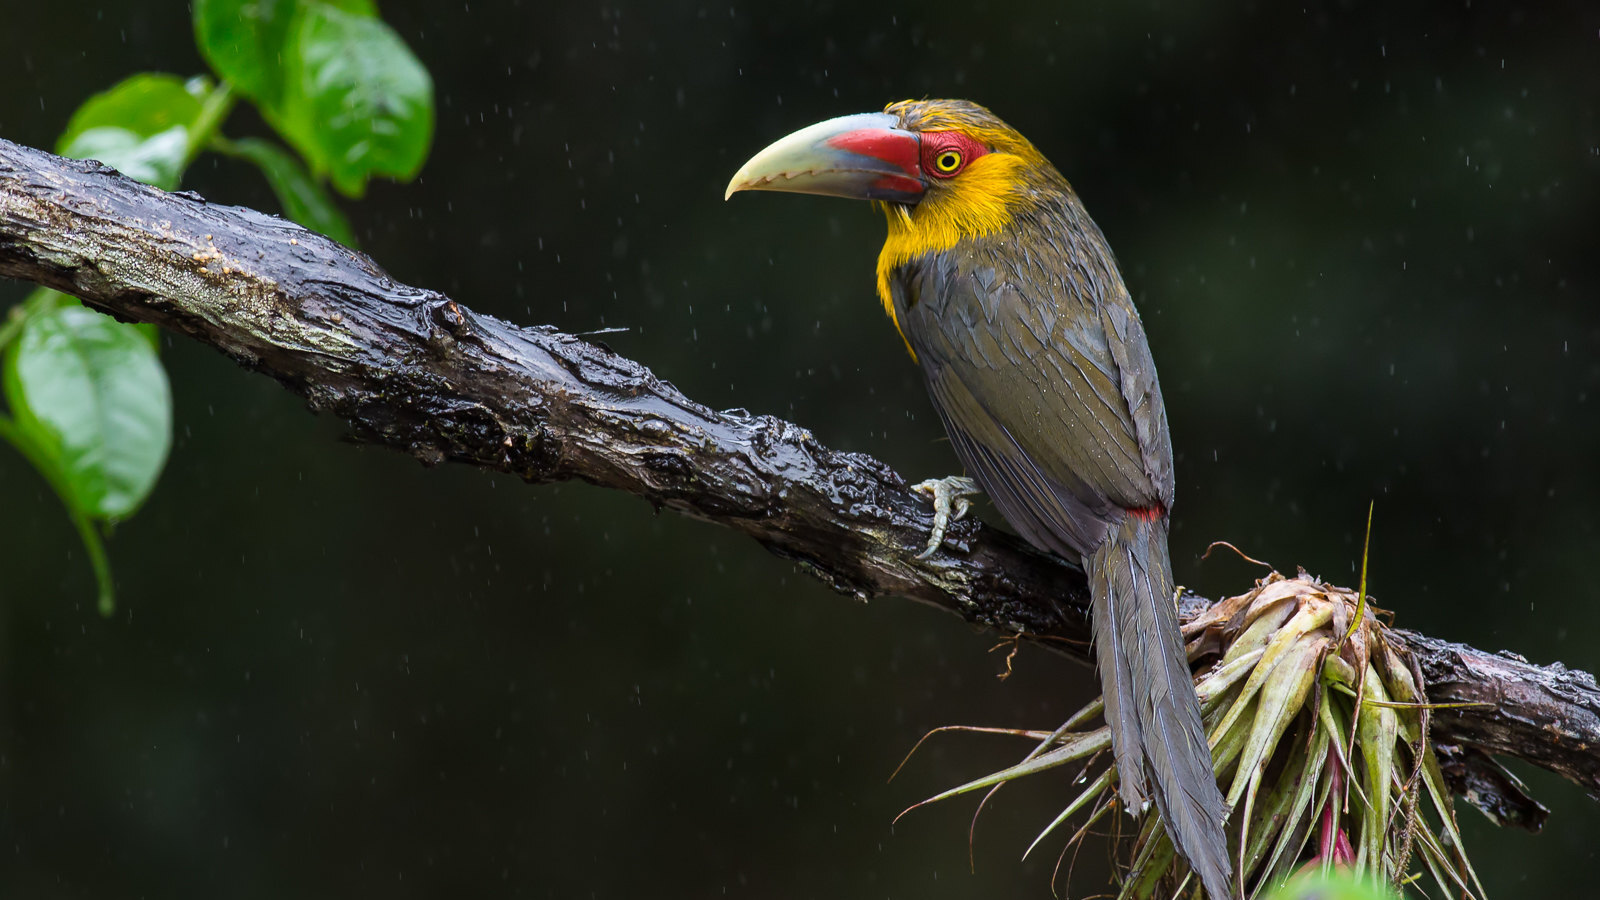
2;138;1591;830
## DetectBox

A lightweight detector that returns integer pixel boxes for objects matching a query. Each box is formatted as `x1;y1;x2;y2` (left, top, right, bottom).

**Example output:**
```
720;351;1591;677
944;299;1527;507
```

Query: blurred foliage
1264;870;1401;900
196;0;433;197
0;1;1597;898
57;73;203;190
0;0;432;612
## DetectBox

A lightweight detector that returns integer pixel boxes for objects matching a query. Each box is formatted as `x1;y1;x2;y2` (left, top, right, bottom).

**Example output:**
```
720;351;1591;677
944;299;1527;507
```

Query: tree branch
2;138;1592;829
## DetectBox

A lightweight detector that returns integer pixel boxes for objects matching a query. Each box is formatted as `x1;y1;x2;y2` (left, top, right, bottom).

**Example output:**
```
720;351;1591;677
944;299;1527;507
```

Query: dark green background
2;1;1597;896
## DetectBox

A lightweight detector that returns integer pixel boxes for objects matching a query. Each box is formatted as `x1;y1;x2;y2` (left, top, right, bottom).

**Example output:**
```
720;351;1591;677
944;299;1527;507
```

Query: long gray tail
1088;512;1232;899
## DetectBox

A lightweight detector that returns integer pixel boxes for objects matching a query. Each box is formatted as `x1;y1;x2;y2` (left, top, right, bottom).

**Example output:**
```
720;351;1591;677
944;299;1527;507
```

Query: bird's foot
911;475;981;559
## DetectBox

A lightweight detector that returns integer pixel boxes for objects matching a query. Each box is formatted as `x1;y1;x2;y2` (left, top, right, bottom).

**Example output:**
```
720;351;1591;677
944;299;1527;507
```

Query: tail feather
1089;513;1232;899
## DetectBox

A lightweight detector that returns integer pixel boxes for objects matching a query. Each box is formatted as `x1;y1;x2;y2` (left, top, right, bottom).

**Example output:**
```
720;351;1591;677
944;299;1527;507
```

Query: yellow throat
872;147;1032;359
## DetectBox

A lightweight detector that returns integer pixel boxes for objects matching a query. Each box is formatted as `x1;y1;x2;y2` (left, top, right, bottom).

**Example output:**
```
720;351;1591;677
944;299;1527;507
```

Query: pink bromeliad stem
1307;741;1356;870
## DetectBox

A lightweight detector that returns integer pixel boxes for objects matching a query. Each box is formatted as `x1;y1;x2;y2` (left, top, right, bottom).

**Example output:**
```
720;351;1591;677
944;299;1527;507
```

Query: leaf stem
66;500;116;616
183;80;238;169
0;415;117;615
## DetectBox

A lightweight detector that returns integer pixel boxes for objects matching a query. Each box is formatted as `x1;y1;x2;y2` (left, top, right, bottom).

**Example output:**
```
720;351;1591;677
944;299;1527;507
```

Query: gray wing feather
892;238;1230;898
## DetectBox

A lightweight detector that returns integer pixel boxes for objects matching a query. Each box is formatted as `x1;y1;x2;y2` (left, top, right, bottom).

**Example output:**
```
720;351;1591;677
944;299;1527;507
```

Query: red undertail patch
1127;505;1166;523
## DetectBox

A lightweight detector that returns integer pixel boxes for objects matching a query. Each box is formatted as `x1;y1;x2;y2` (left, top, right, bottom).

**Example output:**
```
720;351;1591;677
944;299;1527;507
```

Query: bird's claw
911;475;981;558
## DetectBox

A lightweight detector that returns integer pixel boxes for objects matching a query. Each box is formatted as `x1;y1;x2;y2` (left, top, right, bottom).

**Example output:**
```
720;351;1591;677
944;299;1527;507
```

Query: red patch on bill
824;128;920;177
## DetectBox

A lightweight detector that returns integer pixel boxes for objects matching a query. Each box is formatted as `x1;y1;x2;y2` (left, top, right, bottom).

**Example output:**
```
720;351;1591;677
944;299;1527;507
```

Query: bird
725;99;1232;898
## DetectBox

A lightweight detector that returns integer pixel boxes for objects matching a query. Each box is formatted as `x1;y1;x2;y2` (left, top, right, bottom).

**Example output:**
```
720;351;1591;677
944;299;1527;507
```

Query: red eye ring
920;132;988;179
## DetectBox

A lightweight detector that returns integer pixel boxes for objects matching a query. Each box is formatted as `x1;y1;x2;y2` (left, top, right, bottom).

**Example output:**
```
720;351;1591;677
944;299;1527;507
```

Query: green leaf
193;0;376;104
3;305;173;520
57;74;204;190
1262;871;1401;900
194;0;430;196
277;3;434;197
194;0;298;104
135;323;162;350
225;137;358;246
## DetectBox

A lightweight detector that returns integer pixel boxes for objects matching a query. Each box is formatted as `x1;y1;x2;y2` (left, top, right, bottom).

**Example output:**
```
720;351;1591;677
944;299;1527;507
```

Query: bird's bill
724;112;924;204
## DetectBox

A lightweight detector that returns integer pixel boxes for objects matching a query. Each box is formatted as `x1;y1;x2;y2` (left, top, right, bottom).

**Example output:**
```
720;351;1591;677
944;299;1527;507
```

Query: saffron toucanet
727;99;1233;898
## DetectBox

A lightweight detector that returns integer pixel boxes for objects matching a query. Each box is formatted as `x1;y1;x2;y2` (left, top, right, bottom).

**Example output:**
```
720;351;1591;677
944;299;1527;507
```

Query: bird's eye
920;133;985;178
